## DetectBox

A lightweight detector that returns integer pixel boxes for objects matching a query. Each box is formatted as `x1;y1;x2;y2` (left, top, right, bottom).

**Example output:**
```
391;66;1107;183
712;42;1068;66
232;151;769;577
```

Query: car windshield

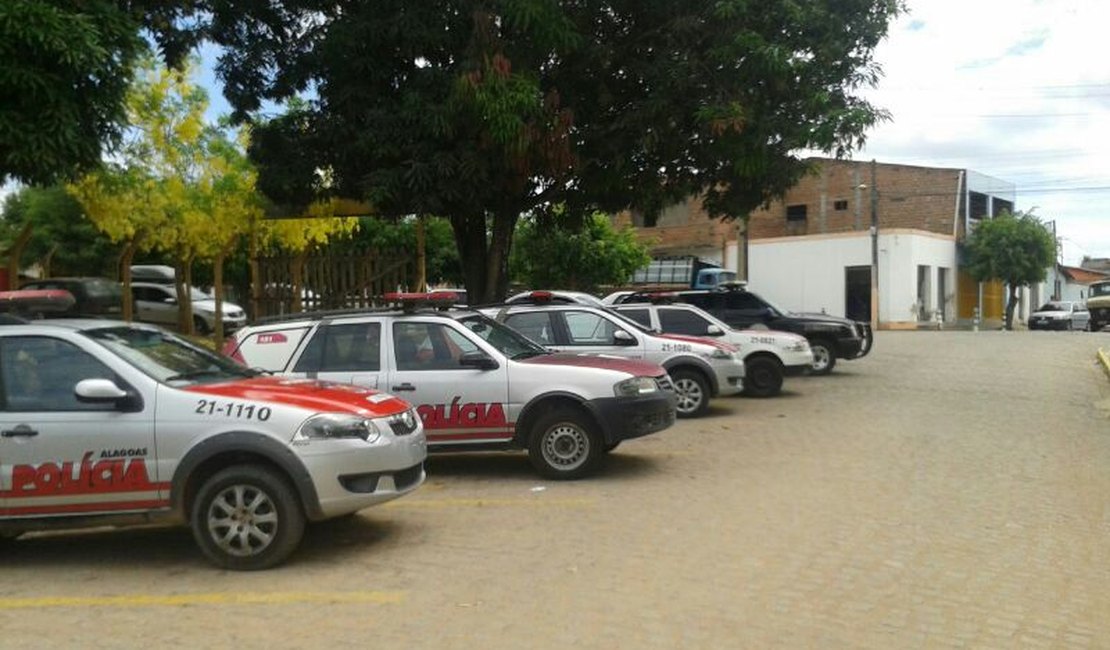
85;326;257;385
458;314;549;359
1089;283;1110;297
1036;302;1069;312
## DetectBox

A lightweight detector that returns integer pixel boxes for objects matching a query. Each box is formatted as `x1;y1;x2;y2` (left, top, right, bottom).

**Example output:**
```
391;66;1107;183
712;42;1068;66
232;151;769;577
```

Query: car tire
190;464;305;570
603;441;621;453
809;340;837;375
1066;320;1074;331
671;368;710;418
527;407;604;480
193;315;211;336
742;355;784;398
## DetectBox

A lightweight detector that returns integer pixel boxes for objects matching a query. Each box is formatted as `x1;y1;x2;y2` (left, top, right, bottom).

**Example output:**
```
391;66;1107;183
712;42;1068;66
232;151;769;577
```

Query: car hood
183;377;411;417
518;353;666;377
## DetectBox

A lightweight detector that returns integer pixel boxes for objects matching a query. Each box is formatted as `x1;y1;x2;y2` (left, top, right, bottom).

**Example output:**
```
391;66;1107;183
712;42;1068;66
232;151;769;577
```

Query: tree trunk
486;210;518;301
290;251;306;313
1004;285;1020;330
452;215;490;303
6;223;33;290
249;230;261;320
414;216;427;292
119;236;142;323
174;254;195;334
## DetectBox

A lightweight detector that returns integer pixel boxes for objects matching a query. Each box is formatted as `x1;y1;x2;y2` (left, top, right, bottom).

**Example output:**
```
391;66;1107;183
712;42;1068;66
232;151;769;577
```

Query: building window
833;199;848;211
786;204;807;221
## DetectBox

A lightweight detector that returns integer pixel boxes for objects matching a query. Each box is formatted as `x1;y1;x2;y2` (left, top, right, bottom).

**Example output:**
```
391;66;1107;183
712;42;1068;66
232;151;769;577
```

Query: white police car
483;293;746;417
611;299;813;397
224;294;678;480
0;320;426;570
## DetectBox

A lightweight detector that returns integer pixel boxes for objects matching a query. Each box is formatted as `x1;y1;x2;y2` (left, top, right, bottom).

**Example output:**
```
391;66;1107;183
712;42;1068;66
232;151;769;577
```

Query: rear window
237;327;311;371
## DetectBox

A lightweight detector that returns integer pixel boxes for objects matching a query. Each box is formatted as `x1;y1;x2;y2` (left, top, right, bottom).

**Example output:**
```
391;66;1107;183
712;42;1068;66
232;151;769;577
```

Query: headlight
614;376;658;397
705;348;735;360
296;414;381;442
782;340;809;352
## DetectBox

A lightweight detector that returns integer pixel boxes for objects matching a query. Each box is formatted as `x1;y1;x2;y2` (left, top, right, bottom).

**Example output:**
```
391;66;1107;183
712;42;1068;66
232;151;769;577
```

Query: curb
1099;348;1110;380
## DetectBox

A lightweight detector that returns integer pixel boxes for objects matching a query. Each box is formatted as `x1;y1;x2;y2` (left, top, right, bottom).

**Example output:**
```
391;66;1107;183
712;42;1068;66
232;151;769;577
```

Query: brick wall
614;159;967;254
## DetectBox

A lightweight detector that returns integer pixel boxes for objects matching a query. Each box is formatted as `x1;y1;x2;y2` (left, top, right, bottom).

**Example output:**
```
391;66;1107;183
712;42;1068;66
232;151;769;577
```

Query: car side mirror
458;351;499;370
705;324;725;336
613;330;637;346
75;378;143;412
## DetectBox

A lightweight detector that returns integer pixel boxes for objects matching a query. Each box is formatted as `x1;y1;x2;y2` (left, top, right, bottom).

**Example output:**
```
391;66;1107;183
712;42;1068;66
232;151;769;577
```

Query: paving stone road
2;330;1109;649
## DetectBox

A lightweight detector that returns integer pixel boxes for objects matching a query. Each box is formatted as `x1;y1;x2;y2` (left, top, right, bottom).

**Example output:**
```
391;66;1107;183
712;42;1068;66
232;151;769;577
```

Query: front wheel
190;464;305;570
809;340;837;375
193;315;211;336
671;368;710;418
743;356;784;397
527;407;605;480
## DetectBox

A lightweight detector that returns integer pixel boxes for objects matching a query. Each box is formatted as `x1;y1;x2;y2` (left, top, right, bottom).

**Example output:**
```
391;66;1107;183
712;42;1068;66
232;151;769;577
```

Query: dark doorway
845;266;871;322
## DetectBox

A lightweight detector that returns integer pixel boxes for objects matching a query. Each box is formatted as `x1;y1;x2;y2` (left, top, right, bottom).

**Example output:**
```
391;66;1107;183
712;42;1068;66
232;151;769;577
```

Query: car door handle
2;424;38;438
391;383;416;392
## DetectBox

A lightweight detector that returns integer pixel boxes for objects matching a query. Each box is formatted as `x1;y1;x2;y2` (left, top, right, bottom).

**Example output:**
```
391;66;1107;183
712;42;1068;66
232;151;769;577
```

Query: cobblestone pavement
2;330;1109;649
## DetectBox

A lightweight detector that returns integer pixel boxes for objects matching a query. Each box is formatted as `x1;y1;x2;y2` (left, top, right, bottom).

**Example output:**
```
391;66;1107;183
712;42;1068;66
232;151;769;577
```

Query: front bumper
585;392;677;445
1028;318;1070;330
708;357;746;396
296;426;428;519
838;322;873;360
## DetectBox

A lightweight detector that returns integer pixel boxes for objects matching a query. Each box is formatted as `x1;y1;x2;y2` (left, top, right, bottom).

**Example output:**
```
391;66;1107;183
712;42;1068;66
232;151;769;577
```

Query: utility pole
870;159;879;330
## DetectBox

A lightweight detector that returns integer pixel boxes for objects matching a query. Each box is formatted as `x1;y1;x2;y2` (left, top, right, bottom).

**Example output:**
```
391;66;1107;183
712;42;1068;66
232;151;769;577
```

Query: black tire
603;441;621;453
190;464;305;570
527;406;605;480
809;340;837;375
671;368;710;418
1066;320;1074;331
742;355;784;398
193;315;211;336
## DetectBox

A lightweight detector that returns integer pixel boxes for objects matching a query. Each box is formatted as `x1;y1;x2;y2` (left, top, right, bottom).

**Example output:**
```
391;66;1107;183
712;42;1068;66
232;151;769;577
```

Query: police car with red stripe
224;293;678;480
0;318;426;570
482;292;746;417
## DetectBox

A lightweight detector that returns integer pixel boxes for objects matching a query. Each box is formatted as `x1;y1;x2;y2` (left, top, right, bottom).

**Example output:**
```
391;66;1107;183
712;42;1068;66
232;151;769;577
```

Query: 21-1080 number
195;399;272;421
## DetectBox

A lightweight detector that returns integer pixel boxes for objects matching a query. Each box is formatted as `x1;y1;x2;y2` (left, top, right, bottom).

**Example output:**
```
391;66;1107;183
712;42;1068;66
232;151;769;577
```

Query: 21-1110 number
194;399;272;421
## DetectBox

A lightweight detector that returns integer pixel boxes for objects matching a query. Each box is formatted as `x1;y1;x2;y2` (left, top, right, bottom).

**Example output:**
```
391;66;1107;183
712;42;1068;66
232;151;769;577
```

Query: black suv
619;286;872;374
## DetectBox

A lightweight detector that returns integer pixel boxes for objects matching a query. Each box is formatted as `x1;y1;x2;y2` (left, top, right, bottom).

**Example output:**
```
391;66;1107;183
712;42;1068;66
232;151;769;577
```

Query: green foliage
0;0;204;185
965;211;1056;287
330;217;462;285
0;186;116;276
205;0;903;301
965;210;1056;329
510;211;650;291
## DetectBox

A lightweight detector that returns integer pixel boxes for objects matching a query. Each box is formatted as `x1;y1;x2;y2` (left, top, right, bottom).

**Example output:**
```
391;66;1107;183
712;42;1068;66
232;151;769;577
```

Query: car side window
0;336;120;412
659;308;713;336
393;322;479;371
617;308;652;328
322;323;381;372
561;311;620;345
502;312;555;345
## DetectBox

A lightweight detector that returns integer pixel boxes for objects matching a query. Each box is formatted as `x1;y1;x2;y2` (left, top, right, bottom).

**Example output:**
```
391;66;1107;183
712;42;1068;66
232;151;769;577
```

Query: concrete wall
749;229;958;326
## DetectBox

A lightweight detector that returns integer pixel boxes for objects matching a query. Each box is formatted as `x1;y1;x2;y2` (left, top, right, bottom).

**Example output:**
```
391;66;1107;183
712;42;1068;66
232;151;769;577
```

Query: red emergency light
528;290;553;302
381;292;458;311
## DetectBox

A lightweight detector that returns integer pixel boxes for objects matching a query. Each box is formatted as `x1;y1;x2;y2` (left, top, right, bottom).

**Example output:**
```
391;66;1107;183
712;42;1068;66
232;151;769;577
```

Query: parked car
131;282;247;334
0;319;426;569
612;299;813;397
616;284;872;375
482;295;746;417
1084;281;1110;332
129;264;176;283
19;277;123;318
1028;301;1091;331
223;294;677;479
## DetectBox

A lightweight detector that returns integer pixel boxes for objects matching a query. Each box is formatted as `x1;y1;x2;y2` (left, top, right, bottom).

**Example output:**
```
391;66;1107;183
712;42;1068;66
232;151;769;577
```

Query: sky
853;0;1110;265
6;1;1107;265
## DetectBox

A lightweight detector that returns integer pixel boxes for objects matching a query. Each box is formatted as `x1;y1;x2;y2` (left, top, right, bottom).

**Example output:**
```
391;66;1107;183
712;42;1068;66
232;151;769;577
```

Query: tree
0;0;203;186
510;211;650;291
965;210;1056;330
0;186;117;281
204;0;903;303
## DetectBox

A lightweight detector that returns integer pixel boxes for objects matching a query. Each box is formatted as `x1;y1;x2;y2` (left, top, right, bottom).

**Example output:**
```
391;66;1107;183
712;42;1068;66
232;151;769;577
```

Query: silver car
1028;301;1091;331
131;282;247;334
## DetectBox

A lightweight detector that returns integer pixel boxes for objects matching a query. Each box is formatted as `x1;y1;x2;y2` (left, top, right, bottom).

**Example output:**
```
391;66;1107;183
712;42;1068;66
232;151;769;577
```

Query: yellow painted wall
957;269;1004;320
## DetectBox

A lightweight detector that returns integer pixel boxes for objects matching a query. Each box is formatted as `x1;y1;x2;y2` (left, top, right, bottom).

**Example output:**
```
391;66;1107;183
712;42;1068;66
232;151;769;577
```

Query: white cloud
857;0;1110;264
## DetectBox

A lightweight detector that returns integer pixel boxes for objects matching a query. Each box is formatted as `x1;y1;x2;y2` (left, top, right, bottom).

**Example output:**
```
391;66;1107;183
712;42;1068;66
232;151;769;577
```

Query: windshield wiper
511;350;549;360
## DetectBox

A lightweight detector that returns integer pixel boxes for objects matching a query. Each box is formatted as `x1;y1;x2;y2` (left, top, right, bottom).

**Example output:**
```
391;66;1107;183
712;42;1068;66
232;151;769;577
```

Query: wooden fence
255;248;413;318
